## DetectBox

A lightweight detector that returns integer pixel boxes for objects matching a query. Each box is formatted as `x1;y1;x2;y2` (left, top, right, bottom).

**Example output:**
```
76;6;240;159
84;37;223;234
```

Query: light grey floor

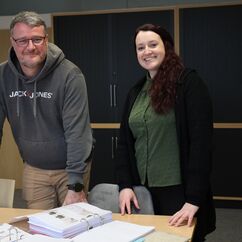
206;208;242;242
13;189;242;241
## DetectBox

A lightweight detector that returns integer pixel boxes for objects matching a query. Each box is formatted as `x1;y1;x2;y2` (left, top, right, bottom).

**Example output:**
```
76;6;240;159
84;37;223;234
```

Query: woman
115;23;216;242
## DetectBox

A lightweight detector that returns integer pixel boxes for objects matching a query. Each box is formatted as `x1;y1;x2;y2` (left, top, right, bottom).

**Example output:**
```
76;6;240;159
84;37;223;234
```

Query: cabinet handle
115;136;118;150
111;136;114;159
113;84;117;107
110;84;113;107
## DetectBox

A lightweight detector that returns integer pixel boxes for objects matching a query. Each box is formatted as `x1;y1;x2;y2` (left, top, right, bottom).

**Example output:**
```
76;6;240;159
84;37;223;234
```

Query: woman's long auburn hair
134;24;184;114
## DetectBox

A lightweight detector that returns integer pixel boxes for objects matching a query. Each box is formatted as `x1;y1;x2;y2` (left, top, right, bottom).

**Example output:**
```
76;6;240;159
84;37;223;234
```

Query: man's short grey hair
10;11;47;35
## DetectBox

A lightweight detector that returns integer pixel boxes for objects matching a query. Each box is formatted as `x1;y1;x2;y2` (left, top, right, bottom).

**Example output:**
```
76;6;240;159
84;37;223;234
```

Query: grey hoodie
0;43;93;184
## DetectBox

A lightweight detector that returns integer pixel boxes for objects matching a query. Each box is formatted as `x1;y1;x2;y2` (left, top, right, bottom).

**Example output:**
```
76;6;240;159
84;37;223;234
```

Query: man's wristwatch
67;183;84;192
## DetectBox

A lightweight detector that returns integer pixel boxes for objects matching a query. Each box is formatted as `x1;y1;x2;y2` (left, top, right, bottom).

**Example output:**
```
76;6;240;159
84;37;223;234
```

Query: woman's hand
119;188;140;215
168;202;199;227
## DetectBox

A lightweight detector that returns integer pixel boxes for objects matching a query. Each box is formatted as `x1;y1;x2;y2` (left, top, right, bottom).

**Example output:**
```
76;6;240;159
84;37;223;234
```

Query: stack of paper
72;220;155;242
28;202;112;238
21;234;70;242
0;223;31;242
19;221;154;242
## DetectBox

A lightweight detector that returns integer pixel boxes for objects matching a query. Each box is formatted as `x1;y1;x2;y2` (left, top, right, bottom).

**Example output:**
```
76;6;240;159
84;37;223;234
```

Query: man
0;11;93;209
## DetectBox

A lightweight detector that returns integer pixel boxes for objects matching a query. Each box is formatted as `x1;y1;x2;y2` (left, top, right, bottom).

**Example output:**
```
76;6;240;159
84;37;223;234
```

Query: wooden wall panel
0;29;10;63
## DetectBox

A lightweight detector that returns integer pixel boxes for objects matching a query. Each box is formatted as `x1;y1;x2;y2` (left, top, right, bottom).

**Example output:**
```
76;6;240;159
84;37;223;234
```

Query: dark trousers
147;185;205;242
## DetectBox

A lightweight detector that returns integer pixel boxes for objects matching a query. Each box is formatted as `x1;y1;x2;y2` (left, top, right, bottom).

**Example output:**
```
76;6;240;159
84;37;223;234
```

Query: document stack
28;202;112;238
0;223;30;242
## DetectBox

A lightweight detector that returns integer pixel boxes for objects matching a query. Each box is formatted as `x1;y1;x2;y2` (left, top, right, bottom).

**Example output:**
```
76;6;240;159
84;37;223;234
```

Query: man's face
10;22;48;76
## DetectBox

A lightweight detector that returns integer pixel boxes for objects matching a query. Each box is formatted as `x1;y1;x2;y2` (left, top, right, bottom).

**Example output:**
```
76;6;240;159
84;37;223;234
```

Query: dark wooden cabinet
179;5;242;207
53;5;242;207
53;9;174;191
89;129;118;190
53;10;174;123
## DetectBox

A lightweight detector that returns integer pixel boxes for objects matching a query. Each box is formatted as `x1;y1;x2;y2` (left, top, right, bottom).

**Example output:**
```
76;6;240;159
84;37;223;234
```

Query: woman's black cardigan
115;69;216;236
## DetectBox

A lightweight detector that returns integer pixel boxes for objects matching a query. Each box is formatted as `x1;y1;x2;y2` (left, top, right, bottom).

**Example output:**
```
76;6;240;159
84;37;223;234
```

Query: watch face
75;183;84;192
68;183;84;192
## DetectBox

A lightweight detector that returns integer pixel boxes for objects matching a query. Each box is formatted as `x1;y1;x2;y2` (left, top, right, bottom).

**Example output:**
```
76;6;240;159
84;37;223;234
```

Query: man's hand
62;190;87;206
119;188;140;215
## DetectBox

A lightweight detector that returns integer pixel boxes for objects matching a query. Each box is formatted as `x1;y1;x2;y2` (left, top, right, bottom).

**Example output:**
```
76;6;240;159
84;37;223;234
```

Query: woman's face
135;30;165;78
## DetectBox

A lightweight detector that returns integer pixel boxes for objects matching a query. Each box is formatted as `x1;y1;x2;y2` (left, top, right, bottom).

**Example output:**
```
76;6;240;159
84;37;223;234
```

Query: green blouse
129;76;181;187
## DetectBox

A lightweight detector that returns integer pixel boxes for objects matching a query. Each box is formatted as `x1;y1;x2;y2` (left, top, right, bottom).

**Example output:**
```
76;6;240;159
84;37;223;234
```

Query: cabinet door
180;5;242;122
212;129;242;208
113;10;174;122
89;129;118;190
53;14;115;123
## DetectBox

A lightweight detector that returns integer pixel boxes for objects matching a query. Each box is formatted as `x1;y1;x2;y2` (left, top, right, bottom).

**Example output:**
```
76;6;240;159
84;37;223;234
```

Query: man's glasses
12;36;46;47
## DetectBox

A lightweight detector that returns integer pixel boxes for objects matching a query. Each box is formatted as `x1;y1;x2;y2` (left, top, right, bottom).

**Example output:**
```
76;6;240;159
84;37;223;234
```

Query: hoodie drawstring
17;79;20;118
16;79;37;118
33;80;37;117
